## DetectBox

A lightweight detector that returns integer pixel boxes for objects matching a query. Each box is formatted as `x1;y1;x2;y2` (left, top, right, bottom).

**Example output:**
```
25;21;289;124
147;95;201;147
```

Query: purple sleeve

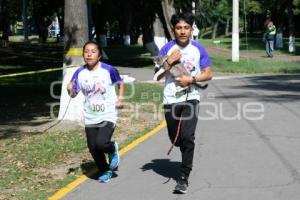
158;47;167;57
101;63;122;84
199;47;211;69
192;41;212;69
158;40;176;57
70;66;84;94
110;67;122;84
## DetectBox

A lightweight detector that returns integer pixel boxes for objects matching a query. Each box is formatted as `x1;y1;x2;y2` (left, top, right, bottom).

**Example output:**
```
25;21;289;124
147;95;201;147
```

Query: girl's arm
116;81;125;109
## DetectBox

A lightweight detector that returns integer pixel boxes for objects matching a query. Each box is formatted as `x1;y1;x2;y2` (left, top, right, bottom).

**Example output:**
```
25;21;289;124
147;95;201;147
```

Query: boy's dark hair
170;12;195;27
82;40;102;53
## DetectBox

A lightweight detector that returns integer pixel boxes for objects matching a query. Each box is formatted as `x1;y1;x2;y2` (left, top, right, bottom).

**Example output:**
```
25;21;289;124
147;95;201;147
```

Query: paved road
116;66;154;81
63;74;300;200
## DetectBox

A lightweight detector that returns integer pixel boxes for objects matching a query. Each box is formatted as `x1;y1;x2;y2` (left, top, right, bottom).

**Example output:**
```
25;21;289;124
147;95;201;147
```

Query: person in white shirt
156;12;212;194
67;41;125;183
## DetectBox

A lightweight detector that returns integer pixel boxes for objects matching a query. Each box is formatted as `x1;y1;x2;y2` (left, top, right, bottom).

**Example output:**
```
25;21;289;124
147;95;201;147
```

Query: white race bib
86;98;106;115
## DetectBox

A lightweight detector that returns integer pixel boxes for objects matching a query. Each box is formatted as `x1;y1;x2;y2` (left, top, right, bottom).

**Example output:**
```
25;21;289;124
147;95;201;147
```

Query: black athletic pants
85;121;115;172
164;100;199;179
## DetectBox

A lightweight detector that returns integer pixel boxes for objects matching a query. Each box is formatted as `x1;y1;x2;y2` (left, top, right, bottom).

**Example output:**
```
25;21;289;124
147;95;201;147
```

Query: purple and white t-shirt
159;40;211;104
71;62;122;125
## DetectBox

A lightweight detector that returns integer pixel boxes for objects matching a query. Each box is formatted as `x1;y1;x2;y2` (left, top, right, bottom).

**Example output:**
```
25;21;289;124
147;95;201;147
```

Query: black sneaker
174;176;188;194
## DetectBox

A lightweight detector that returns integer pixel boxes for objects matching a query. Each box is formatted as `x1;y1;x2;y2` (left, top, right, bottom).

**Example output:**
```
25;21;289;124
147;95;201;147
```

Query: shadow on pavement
141;159;180;182
80;161;118;181
215;74;300;103
80;161;99;180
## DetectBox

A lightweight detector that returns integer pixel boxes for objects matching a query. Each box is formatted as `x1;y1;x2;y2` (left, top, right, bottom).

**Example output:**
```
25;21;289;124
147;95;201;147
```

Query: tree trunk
56;8;64;42
287;0;295;52
87;0;93;40
249;13;254;36
142;18;158;56
92;0;113;48
32;2;50;44
212;21;218;39
58;0;89;122
22;0;29;42
64;0;89;66
225;17;230;36
161;0;175;40
120;0;133;46
243;12;247;34
153;13;168;50
0;0;9;47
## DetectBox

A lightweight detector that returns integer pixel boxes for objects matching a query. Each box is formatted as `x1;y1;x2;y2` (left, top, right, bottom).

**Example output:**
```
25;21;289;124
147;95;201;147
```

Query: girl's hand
67;80;74;91
116;99;124;109
67;80;76;97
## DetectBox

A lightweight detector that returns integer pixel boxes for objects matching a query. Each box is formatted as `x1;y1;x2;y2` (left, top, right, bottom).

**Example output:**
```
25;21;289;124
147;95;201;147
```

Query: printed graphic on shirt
84;78;109;116
158;40;211;104
182;56;196;73
71;62;122;125
94;80;106;95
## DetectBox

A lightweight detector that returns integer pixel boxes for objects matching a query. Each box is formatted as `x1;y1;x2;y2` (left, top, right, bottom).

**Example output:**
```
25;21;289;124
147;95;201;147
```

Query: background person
264;20;276;57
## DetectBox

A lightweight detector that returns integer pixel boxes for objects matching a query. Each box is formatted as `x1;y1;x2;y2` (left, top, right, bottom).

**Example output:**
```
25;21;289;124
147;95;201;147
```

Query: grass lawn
210;53;300;74
197;37;300;74
199;37;300;55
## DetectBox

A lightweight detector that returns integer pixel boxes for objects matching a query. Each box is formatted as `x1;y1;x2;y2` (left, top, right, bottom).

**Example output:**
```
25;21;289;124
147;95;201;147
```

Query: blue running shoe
98;170;112;183
109;141;120;170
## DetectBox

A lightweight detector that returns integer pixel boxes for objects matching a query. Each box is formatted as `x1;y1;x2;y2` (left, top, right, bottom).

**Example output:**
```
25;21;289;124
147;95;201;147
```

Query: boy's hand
167;49;181;66
176;75;193;87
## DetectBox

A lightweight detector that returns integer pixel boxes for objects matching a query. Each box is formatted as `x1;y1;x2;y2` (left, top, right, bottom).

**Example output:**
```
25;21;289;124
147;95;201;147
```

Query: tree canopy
0;0;299;45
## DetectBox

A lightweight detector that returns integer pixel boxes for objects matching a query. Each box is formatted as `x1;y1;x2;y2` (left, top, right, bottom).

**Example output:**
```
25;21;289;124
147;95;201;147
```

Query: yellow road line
48;120;166;200
48;176;88;200
0;65;82;79
0;67;63;78
65;48;83;56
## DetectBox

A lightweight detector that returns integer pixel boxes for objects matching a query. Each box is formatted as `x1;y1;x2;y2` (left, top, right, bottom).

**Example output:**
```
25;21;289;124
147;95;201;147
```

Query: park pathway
61;74;300;200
